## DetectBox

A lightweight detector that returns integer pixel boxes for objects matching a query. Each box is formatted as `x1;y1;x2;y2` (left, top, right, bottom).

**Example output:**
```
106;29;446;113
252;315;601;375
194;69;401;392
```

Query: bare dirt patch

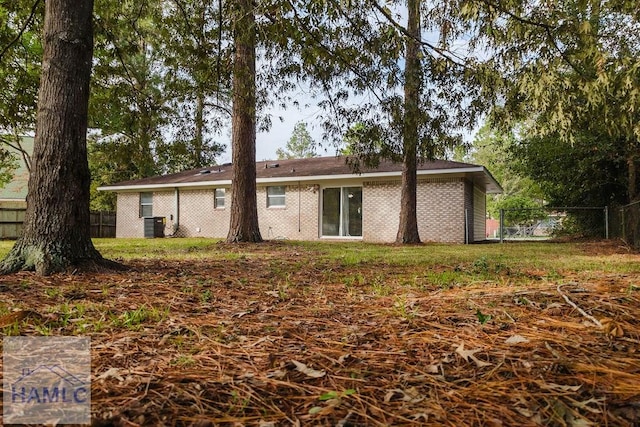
0;242;638;426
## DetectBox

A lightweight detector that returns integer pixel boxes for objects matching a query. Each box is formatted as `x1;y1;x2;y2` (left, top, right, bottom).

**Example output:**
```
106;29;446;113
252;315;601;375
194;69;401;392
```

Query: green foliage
475;309;491;325
511;129;629;208
464;123;543;219
497;195;546;227
0;136;19;188
469;0;640;201
115;305;168;330
0;1;43;136
276;121;317;159
90;0;228;185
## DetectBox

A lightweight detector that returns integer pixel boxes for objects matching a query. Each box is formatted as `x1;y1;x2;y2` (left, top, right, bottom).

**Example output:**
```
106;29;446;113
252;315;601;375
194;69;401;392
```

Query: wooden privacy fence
90;211;116;238
0;208;116;239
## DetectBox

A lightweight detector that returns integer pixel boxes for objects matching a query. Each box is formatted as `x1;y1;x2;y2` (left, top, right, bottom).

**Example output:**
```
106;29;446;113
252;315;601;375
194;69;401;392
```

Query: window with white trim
139;192;153;217
267;186;286;207
214;188;225;208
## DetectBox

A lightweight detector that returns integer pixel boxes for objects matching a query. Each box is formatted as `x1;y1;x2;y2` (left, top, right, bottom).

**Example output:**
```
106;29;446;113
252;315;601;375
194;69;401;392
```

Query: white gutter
98;166;501;192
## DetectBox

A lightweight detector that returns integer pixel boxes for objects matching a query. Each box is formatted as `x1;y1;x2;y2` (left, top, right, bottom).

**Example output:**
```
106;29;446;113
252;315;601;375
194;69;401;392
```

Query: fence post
499;209;504;243
464;209;469;244
99;211;103;238
604;206;609;239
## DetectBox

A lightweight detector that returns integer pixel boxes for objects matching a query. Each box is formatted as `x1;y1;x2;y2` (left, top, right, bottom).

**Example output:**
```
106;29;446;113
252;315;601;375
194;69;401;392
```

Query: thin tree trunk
226;0;262;243
628;153;638;202
1;0;114;275
396;0;421;244
194;86;205;167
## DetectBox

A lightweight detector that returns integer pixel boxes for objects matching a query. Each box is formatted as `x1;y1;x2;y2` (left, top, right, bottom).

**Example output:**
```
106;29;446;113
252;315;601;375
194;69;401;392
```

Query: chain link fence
498;206;609;242
610;201;640;249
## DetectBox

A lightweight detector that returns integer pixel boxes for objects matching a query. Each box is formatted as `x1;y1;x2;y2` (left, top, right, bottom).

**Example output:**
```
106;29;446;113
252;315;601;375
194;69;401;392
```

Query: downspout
464;208;469;244
174;187;180;235
298;181;301;233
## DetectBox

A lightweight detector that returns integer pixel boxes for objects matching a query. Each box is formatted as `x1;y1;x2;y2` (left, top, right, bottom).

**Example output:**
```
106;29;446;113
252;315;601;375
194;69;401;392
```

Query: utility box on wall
144;216;165;238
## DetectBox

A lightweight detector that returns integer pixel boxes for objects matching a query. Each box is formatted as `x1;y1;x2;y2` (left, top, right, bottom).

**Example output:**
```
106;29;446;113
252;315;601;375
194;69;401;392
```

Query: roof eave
98;166;503;193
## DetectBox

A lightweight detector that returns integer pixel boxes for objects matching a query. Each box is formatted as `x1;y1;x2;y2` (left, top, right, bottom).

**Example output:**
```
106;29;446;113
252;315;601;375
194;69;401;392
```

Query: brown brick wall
417;178;466;243
114;178;485;244
177;189;229;238
116;192;144;238
362;180;401;242
257;184;319;240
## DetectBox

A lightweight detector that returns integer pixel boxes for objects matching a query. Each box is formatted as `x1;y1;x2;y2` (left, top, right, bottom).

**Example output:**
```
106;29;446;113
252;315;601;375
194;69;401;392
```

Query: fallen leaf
425;364;440;374
455;343;492;368
541;383;582;392
601;318;624;337
384;387;424;404
290;360;326;378
337;354;351;364
96;367;124;382
266;369;287;379
505;334;529;345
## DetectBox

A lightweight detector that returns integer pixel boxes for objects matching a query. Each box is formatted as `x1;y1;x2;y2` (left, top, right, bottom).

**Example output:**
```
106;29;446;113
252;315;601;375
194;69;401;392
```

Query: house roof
98;156;503;194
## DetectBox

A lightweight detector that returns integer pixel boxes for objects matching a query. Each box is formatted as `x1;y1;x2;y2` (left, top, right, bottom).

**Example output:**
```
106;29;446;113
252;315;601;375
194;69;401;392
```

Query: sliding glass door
322;187;362;237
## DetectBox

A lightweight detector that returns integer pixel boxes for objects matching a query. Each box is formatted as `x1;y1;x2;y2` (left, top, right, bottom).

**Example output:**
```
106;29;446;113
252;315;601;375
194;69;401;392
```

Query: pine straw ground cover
0;239;639;426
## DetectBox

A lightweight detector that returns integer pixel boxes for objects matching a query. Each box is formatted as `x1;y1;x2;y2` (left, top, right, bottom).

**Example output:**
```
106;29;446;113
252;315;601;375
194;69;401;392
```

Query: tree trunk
628;152;638;203
226;0;262;243
0;0;109;275
194;86;205;167
396;0;421;244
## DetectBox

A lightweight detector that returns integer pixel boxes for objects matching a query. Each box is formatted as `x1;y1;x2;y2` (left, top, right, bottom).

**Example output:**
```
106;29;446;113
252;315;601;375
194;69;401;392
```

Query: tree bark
628;152;638;203
1;0;112;275
396;0;421;244
226;0;262;243
194;86;205;167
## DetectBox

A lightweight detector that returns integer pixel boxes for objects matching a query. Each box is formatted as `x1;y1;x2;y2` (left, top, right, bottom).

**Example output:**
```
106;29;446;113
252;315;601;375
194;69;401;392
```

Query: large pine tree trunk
396;0;421;244
226;0;262;243
1;0;107;275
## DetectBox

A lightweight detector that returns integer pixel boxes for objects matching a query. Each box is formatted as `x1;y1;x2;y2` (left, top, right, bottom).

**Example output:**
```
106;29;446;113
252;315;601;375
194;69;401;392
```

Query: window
322;187;362;237
267;186;286;207
139;192;153;217
214;188;225;208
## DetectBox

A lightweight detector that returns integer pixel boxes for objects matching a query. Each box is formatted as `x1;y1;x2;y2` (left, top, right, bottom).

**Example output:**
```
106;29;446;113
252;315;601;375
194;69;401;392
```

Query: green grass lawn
92;237;640;274
1;237;636;275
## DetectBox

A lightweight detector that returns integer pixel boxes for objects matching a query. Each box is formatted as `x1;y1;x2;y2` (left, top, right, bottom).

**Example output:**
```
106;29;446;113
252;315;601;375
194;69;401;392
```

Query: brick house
98;156;502;243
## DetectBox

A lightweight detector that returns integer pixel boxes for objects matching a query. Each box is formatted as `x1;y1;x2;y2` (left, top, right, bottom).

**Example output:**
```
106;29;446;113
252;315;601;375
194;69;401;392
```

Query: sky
216;103;325;163
216;92;344;163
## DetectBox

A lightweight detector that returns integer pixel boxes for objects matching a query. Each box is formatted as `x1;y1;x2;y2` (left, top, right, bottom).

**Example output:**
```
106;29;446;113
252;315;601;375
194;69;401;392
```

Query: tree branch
369;0;468;69
279;0;387;105
0;0;42;62
478;0;587;78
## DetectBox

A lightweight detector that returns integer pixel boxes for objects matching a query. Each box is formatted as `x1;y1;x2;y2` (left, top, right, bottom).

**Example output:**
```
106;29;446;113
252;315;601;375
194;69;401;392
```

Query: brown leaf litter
0;241;638;426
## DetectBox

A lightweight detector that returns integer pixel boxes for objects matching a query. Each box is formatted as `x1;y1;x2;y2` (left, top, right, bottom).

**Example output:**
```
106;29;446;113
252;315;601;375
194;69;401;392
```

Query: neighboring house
98;156;502;243
0;136;33;209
